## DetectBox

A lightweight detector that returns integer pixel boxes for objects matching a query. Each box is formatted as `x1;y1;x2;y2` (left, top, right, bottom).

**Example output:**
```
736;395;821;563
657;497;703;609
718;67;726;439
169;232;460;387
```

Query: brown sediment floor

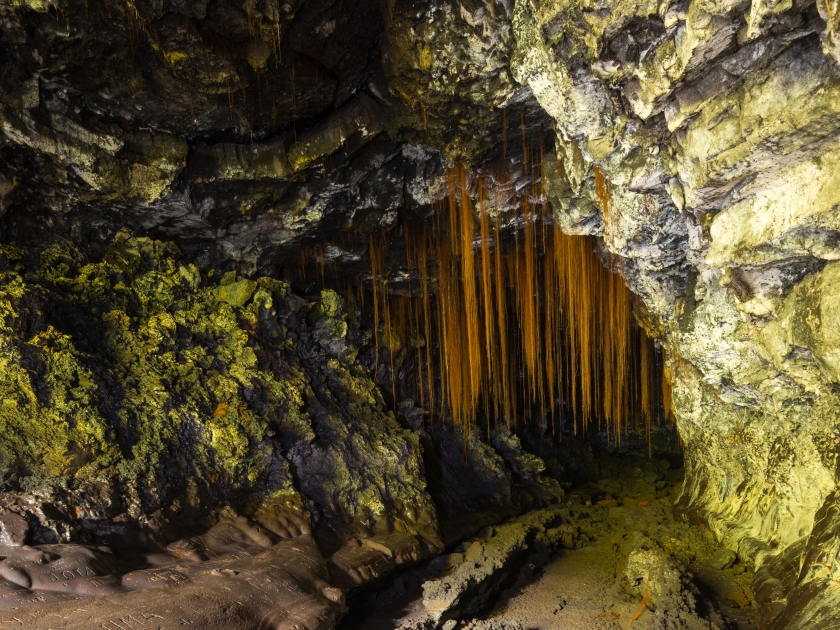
341;455;758;630
482;504;756;630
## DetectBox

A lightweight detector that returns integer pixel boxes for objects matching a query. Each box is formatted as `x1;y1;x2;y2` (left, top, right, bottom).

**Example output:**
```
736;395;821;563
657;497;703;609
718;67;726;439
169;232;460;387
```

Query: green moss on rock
0;235;440;551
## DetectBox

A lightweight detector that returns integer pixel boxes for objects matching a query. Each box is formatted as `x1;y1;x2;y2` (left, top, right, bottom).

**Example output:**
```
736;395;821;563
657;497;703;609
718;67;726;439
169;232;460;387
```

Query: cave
0;0;838;628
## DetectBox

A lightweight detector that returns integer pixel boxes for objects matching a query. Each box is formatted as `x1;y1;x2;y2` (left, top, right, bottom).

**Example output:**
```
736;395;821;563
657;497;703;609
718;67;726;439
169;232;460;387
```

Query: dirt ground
340;454;758;630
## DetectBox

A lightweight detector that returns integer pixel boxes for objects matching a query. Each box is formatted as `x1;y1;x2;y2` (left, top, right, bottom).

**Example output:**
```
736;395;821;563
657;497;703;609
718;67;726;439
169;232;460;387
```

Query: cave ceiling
0;0;554;278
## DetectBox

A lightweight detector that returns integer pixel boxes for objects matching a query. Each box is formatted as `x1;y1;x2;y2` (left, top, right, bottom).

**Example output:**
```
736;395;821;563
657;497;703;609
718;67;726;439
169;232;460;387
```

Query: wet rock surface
0;539;343;629
0;506;345;629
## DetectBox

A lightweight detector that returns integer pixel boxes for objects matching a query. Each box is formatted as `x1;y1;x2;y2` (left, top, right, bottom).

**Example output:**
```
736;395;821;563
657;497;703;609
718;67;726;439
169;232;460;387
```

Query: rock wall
2;0;840;626
376;0;840;624
0;234;441;551
496;1;840;627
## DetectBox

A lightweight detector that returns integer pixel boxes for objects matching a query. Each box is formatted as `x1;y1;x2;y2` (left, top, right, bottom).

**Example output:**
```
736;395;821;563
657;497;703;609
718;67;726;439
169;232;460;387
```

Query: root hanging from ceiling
287;161;668;446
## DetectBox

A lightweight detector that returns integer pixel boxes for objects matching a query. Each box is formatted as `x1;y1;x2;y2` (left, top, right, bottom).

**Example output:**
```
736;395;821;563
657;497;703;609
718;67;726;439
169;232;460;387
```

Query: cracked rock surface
2;0;840;628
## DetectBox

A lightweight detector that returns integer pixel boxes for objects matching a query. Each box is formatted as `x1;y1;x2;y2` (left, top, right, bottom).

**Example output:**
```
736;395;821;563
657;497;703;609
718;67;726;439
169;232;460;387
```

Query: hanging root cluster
286;161;668;447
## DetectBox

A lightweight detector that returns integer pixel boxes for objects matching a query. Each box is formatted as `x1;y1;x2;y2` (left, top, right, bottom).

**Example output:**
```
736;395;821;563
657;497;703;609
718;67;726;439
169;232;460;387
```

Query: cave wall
496;1;840;627
2;0;840;626
0;235;444;549
359;0;840;624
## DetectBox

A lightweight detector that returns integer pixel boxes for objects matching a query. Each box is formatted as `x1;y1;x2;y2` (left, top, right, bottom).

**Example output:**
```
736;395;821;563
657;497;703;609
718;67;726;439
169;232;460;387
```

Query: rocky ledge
2;0;840;628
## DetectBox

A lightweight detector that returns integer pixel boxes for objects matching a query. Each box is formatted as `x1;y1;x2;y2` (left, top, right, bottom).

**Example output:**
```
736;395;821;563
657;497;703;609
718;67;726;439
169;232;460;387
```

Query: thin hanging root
594;165;611;215
640;331;653;453
458;167;482;416
594;165;614;241
492;178;510;425
662;355;674;425
502;110;508;160
478;181;496;424
369;234;385;377
356;161;660;447
627;576;650;628
641;333;650;428
385;292;395;406
418;232;435;422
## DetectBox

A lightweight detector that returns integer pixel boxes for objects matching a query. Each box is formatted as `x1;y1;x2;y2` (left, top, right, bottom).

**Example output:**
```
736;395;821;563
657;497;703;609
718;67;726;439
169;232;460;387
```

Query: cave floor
341;455;758;630
488;537;660;630
480;510;757;630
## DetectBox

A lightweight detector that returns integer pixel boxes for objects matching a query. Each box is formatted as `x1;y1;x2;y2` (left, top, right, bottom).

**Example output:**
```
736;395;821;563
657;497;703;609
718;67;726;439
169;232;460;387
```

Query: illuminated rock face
0;235;550;625
2;0;840;627
0;237;438;548
502;3;840;627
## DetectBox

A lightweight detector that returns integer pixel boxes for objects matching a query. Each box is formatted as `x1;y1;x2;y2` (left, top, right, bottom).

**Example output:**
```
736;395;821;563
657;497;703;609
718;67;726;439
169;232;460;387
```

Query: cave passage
4;0;840;628
339;453;755;630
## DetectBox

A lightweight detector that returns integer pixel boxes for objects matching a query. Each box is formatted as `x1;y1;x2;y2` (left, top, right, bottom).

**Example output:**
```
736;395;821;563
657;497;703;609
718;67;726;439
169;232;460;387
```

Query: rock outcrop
3;0;840;627
0;234;440;554
496;2;840;625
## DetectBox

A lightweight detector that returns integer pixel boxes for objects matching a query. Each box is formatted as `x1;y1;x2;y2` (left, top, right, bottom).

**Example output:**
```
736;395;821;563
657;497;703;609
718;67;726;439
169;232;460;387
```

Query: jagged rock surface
0;232;566;623
500;2;840;627
2;0;840;628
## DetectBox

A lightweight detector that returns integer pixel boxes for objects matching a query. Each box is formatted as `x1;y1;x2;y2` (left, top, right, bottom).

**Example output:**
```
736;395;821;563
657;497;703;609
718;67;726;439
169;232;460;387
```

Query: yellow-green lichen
0;236;440;550
0;234;303;507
